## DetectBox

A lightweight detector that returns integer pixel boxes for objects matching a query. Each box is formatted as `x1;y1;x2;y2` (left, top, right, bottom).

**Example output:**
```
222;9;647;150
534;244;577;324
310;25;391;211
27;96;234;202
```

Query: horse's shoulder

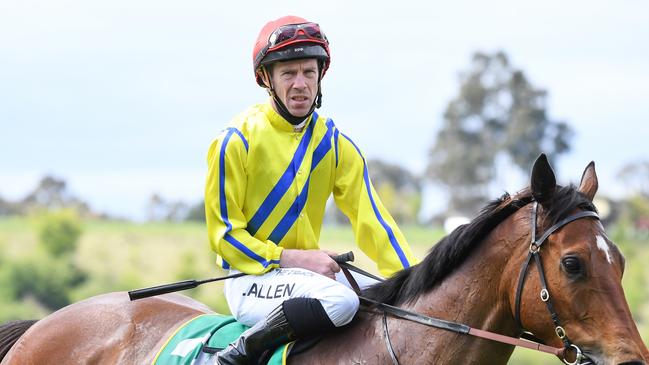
75;291;214;313
5;292;215;364
142;292;215;314
102;292;216;320
27;292;213;333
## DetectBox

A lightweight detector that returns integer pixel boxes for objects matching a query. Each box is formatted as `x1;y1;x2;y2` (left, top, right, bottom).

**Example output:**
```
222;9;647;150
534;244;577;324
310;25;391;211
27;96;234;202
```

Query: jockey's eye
561;255;584;277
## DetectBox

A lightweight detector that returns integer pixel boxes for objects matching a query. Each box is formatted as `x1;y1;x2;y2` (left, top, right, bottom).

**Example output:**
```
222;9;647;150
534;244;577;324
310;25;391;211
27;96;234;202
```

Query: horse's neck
396;233;521;364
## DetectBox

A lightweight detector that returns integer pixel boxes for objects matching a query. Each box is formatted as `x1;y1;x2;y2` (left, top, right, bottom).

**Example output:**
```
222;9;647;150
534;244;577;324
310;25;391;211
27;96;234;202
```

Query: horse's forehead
595;234;614;264
574;220;617;265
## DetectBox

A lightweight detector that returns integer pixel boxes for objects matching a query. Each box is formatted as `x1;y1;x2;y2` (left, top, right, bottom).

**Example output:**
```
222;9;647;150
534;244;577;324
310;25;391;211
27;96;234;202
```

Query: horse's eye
561;256;583;276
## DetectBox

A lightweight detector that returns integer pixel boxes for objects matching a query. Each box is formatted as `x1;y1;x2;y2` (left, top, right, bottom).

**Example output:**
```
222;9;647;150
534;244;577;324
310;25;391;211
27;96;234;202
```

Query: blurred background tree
5;209;87;311
146;193;189;222
367;159;422;225
324;158;423;225
618;160;649;198
0;195;20;216
21;175;92;216
186;200;207;223
426;51;573;217
38;209;82;257
616;160;649;239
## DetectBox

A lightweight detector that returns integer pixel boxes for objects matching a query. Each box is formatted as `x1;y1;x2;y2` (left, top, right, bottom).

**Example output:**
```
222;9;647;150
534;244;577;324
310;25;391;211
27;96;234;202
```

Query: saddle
152;314;289;365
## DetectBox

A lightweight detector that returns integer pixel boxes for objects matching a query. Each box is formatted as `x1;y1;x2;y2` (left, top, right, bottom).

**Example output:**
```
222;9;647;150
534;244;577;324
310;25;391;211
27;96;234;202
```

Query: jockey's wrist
279;249;298;268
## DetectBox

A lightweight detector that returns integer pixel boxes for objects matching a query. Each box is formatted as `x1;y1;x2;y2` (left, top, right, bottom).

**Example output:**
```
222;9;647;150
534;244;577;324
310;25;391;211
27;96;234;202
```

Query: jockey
205;15;419;365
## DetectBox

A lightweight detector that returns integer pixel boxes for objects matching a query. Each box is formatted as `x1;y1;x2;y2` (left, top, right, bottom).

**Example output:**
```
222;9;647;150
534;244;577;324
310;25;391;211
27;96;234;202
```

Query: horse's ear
530;154;556;205
578;161;598;201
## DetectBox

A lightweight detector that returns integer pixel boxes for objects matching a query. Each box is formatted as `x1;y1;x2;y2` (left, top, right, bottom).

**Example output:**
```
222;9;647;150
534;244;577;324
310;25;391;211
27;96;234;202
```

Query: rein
357;296;565;363
343;200;600;365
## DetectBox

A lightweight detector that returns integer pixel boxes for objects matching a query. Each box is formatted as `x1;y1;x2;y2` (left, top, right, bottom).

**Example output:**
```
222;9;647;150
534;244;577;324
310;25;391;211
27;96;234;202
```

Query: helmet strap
315;60;324;108
261;64;323;125
315;87;322;109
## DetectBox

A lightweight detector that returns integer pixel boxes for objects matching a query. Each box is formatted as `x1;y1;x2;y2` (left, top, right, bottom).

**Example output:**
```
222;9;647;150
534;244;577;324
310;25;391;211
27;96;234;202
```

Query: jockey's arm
333;134;420;277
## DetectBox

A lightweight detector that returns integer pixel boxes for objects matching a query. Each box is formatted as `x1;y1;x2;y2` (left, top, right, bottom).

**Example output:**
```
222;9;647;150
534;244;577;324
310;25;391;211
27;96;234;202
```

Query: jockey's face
267;58;319;118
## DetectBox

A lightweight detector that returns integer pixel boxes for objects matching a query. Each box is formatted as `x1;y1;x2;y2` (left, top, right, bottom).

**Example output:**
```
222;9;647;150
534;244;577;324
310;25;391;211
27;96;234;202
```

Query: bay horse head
511;154;648;364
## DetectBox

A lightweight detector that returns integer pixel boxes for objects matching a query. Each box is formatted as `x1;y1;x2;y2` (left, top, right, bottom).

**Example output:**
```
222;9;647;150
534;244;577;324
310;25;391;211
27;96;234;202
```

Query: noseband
514;201;600;365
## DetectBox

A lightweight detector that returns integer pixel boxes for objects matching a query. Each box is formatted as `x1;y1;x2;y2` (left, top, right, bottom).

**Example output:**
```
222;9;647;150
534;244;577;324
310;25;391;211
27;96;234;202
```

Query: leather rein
340;200;599;365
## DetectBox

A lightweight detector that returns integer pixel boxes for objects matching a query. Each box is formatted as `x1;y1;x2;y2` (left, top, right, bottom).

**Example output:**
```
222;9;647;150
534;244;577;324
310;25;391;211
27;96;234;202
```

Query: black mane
362;185;596;306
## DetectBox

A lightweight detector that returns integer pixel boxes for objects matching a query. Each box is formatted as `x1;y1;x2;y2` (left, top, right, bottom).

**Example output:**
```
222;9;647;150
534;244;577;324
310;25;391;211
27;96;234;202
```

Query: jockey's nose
617;361;646;365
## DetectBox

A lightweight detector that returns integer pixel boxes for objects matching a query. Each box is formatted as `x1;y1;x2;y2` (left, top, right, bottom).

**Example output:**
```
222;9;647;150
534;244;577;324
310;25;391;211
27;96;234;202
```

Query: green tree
5;210;87;311
427;51;572;216
146;193;190;222
368;159;422;224
616;161;649;238
0;195;20;216
185;200;206;223
8;255;86;310
618;161;649;198
20;175;91;216
38;209;82;257
324;159;423;225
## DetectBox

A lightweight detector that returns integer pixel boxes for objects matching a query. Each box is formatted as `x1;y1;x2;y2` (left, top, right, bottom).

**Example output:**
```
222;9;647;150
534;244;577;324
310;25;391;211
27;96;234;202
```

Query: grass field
1;216;647;364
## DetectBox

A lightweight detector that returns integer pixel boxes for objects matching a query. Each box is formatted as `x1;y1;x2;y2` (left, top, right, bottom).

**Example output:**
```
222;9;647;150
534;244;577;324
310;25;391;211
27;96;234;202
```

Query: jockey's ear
578;161;598;201
258;66;273;89
530;153;556;205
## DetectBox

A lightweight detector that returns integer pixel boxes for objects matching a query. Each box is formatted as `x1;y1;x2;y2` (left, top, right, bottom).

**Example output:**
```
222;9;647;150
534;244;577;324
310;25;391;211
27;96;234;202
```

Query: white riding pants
223;268;379;327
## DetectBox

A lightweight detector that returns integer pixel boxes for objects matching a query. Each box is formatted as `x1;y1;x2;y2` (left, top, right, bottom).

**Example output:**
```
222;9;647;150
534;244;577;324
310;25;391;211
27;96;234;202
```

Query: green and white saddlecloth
152;314;289;365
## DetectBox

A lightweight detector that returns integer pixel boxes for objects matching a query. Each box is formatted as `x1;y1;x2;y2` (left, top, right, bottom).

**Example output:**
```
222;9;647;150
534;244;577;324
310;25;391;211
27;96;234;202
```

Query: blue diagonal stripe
219;129;270;267
311;120;333;170
226;128;249;151
247;113;318;236
267;120;334;244
333;127;339;167
224;235;280;267
219;129;235;232
341;133;411;269
268;175;312;244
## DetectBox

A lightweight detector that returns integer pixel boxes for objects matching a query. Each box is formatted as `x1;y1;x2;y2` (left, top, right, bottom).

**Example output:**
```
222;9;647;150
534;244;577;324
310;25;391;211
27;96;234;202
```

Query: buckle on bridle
529;243;540;253
540;289;549;302
563;343;585;365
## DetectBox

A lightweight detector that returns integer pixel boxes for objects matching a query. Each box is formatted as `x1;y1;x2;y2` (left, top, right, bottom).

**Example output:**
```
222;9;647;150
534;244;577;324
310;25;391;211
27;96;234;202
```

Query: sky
1;0;648;220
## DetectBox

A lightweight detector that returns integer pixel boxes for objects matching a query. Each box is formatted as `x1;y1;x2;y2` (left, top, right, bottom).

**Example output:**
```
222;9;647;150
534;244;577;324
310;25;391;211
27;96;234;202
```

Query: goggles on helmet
255;22;328;67
267;22;327;50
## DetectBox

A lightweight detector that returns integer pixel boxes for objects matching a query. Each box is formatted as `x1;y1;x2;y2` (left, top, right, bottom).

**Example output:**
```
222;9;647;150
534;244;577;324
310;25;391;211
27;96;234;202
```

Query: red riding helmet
252;15;331;87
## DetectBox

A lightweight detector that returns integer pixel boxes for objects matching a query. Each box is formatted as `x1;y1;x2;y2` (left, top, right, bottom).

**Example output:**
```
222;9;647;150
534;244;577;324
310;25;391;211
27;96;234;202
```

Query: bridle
346;199;600;365
514;201;599;365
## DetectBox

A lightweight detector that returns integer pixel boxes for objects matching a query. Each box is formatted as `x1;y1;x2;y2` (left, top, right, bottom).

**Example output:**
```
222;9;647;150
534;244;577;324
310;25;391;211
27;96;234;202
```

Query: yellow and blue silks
205;102;418;277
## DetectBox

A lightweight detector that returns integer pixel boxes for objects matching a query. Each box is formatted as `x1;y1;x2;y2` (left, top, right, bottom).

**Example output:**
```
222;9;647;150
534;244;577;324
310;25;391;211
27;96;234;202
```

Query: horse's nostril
617;361;645;365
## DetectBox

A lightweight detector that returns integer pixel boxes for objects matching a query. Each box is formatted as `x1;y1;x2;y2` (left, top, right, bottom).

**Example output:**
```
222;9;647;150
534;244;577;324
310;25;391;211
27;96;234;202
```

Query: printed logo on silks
242;283;296;298
275;268;316;277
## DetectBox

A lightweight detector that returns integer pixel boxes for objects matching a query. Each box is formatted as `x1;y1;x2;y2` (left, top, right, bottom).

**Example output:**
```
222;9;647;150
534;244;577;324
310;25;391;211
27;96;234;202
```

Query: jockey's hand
279;249;341;280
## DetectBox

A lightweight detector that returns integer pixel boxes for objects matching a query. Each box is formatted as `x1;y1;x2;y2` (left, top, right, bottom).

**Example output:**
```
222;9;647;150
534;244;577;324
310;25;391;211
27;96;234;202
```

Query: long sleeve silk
205;102;418;277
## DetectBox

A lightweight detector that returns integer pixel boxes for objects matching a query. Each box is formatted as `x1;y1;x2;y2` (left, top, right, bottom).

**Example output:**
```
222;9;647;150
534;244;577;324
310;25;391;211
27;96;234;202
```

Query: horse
1;155;647;364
